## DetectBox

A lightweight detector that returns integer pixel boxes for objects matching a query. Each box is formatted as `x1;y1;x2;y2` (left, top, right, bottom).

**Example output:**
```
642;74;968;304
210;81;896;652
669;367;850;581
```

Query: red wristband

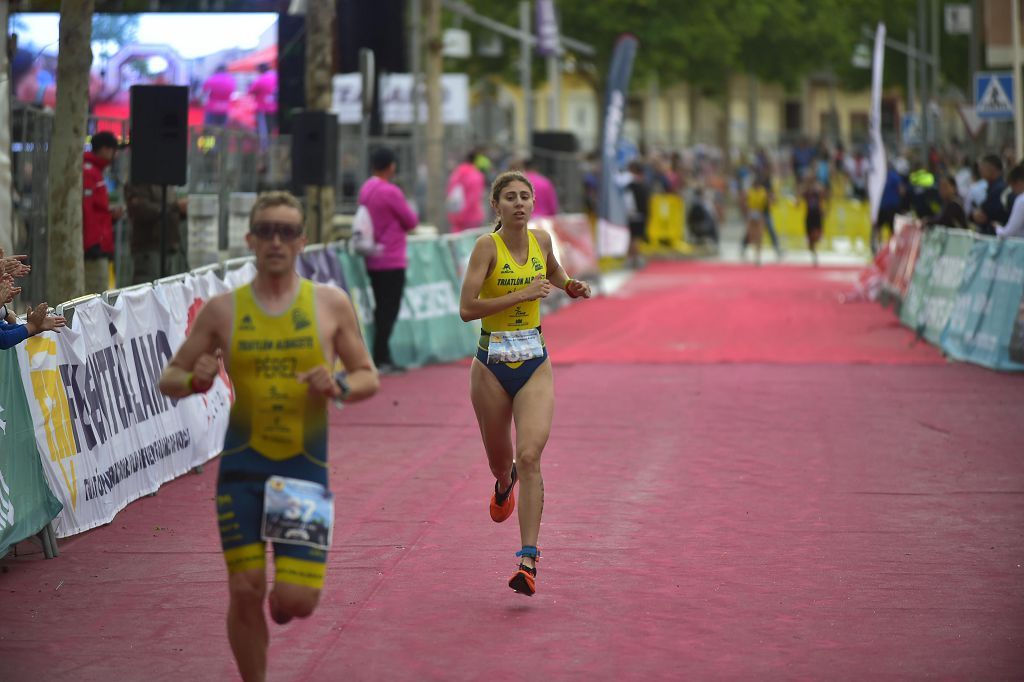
566;279;580;299
189;373;212;394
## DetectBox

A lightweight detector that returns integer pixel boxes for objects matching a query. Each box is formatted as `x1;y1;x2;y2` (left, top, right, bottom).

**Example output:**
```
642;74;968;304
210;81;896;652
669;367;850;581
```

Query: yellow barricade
768;196;871;255
642;193;693;255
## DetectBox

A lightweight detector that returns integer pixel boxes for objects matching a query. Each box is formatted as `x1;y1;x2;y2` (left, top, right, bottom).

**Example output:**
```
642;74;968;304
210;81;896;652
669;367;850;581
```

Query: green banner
922;229;973;344
334;245;377;345
900;228;972;342
389;238;479;368
940;237;1024;371
0;349;62;557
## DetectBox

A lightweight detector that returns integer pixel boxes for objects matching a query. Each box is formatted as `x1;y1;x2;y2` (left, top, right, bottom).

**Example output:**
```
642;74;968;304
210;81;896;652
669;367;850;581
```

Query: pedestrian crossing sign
974;72;1014;120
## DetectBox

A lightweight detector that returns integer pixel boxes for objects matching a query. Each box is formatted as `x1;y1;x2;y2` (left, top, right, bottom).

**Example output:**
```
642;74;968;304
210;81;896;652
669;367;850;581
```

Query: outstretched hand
25;302;66;335
296;365;342;398
1;275;21;304
0;248;31;279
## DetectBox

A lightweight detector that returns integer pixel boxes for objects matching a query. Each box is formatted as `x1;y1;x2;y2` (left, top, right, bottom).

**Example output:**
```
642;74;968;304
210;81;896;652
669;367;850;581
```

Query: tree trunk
47;0;94;305
304;0;335;244
0;1;12;256
425;0;443;228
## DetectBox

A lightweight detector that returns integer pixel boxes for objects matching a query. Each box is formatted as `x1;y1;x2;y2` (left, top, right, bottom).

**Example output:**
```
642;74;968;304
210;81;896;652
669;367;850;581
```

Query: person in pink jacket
523;159;560;217
358;147;419;373
446;151;486;232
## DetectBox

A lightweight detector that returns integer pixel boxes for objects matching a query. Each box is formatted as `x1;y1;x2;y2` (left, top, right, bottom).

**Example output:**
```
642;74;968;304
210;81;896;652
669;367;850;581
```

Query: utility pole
908;29;917;117
0;0;11;256
425;0;443;227
1014;0;1023;161
519;1;533;148
410;0;423;215
931;0;940;143
918;0;928;142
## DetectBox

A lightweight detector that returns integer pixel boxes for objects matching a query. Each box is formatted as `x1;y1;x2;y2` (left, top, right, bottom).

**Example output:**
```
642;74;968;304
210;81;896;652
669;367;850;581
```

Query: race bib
261;476;334;550
487;328;544;364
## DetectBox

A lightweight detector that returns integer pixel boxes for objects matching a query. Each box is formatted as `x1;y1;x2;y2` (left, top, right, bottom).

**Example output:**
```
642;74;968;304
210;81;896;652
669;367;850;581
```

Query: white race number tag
261;476;334;550
487;328;544;364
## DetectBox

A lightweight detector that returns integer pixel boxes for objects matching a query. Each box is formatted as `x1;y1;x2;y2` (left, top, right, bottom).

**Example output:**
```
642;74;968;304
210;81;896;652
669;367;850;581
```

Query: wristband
565;278;580;299
333;371;351;402
187;372;212;395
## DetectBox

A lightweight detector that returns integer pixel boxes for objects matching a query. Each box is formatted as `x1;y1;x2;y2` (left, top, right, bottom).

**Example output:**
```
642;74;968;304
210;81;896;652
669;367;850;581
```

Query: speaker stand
159;184;168;278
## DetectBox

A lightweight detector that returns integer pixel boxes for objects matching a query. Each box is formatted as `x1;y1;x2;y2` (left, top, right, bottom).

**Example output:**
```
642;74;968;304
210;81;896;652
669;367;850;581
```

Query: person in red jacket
82;131;123;294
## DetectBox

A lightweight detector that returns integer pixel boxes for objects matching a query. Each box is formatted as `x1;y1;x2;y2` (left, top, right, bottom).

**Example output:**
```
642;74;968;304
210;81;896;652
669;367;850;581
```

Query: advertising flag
597;34;638;257
867;23;887;224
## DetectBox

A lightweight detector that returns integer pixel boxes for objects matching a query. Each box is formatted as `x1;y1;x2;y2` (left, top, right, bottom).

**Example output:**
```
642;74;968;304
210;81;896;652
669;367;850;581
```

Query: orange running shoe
508;546;539;596
489;463;517;523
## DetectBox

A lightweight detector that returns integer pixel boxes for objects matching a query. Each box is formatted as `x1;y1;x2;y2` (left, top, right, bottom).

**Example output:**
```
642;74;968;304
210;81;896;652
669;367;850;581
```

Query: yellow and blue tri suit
215;278;332;587
475;230;549;397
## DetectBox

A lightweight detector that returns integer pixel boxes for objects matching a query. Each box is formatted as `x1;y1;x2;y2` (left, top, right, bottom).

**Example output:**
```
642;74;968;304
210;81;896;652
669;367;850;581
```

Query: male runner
159;191;378;681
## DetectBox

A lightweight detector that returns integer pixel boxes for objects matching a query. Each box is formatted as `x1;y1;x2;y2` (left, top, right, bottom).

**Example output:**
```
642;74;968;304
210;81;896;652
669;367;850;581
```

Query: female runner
459;170;592;595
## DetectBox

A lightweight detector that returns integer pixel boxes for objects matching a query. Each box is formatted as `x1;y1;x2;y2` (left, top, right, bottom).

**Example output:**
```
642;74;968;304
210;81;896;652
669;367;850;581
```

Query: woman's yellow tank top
479;230;545;332
224;278;329;462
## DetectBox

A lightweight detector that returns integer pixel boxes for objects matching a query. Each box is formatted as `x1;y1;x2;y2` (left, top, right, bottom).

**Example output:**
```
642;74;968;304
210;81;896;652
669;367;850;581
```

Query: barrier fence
0;215;601;557
870;218;1024;372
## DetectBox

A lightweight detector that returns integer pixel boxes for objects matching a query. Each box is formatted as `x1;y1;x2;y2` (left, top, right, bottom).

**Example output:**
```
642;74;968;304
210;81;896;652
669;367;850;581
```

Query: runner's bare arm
536;229;591;299
460;235;550;321
159;294;229;398
327;287;378;402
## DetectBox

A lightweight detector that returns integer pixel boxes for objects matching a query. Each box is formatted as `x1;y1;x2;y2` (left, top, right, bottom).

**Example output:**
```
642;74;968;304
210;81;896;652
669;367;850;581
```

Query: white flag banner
17;286;229;537
867;22;887;225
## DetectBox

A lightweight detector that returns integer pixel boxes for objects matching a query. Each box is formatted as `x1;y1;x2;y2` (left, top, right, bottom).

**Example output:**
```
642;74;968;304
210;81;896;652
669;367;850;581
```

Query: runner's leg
227;568;269;682
511;359;554;568
470;359;515;489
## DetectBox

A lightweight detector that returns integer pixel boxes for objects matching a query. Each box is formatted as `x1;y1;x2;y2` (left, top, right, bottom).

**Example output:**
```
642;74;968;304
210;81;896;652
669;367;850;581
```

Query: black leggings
368;268;406;365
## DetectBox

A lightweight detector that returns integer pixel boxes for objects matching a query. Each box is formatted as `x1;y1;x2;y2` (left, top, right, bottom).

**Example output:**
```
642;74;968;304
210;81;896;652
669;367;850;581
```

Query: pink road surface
2;262;1022;680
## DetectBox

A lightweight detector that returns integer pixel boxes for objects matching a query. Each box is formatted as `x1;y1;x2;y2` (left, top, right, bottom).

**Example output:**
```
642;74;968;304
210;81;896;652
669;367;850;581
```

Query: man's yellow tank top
480;230;545;332
224;279;329;463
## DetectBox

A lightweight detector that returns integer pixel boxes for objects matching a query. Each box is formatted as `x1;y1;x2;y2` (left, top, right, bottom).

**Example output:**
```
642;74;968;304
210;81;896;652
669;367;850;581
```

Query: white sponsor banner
16;283;230;537
331;73;469;125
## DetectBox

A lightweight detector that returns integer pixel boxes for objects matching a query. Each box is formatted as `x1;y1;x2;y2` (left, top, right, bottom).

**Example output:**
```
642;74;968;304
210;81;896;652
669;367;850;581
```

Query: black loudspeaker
129;85;188;186
531;131;579;154
291;111;338;187
277;14;305;135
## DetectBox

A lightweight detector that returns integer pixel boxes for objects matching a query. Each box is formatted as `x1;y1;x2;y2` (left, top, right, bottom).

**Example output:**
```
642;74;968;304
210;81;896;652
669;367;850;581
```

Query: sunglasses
250;221;304;241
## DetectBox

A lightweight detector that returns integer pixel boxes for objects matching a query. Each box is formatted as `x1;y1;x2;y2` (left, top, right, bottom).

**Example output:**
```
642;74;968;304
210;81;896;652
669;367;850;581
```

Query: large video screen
9;12;279;133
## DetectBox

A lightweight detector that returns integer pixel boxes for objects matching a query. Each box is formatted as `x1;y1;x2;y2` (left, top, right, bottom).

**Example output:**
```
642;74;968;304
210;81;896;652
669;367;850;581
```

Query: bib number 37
261;476;334;550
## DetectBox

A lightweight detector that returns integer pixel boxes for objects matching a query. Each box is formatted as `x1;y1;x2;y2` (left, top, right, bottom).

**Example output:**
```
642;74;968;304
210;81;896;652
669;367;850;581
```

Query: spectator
972;154;1009;236
125;183;187;283
996;164;1024;239
0;289;65;350
844;147;869;201
0;247;31;324
248;63;277;150
201;65;235;127
358;147;419;374
872;162;905;255
964;160;988;218
625;160;650;269
523;159;559;217
83;132;123;295
445;151;486;232
924;174;968;230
